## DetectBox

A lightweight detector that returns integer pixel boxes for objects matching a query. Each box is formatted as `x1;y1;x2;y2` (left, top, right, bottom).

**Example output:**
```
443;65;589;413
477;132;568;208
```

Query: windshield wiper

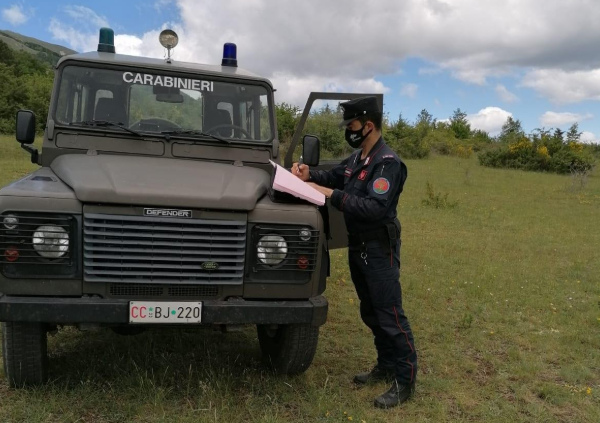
70;120;142;137
160;129;231;144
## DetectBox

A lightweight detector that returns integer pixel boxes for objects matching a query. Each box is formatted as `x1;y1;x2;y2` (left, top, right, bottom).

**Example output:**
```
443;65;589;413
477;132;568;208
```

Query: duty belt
347;220;401;249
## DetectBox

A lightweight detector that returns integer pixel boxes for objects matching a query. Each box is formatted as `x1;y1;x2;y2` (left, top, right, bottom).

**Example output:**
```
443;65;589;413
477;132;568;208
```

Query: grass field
0;134;599;422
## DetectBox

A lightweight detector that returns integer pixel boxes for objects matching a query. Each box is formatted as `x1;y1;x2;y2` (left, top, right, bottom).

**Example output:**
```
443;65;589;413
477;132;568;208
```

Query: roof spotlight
159;29;179;62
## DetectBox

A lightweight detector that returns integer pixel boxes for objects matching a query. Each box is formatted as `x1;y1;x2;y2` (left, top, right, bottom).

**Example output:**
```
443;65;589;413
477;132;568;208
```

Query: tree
566;123;581;143
0;39;53;133
552;128;564;143
449;108;470;140
389;113;412;139
275;102;300;143
499;116;524;142
416;109;434;127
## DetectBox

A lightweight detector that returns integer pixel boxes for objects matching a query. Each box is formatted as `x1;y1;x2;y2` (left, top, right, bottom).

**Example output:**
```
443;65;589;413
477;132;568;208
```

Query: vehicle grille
84;213;246;284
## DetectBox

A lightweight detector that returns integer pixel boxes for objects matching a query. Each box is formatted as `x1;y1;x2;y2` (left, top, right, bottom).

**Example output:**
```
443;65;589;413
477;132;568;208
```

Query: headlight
257;235;288;265
32;225;69;258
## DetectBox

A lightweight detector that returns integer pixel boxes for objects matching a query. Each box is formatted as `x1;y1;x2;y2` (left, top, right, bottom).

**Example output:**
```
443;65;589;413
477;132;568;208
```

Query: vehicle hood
50;154;270;210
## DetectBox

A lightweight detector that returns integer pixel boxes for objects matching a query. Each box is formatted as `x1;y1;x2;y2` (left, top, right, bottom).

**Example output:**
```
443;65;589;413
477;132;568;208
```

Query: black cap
339;96;381;127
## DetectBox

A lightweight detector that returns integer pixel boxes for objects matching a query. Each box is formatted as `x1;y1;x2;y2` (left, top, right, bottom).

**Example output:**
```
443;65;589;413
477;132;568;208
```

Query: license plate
129;301;202;324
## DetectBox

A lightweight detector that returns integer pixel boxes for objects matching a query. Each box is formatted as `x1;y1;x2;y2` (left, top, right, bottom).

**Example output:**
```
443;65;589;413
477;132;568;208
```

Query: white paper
269;160;325;206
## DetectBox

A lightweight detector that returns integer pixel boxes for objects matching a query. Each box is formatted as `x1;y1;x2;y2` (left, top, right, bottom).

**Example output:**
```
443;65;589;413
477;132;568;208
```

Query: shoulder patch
373;177;390;194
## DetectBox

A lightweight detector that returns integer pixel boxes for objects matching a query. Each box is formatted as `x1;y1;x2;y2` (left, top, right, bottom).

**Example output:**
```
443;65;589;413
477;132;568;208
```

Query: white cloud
539;111;593;127
163;0;600;105
114;34;144;56
579;131;599;144
270;73;389;106
400;83;418;98
2;4;29;25
48;19;98;53
496;84;518;103
45;1;600;107
467;107;512;135
64;6;108;28
522;69;600;104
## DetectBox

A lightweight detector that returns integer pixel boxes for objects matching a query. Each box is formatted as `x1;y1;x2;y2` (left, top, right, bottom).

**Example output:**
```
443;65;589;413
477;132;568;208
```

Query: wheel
205;124;250;138
257;324;319;375
2;322;48;387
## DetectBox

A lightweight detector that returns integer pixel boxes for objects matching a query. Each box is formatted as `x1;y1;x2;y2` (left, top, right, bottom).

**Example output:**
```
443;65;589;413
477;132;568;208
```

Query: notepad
269;160;325;206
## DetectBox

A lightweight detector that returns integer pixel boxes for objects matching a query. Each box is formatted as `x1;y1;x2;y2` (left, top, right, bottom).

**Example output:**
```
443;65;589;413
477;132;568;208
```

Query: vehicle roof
56;51;273;87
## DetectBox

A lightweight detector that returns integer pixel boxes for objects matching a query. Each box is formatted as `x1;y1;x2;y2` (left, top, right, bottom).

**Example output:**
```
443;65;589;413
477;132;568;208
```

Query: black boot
353;365;395;385
373;380;415;409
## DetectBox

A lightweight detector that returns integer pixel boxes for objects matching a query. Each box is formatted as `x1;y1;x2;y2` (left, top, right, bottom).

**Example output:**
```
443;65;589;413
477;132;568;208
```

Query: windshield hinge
47;119;55;140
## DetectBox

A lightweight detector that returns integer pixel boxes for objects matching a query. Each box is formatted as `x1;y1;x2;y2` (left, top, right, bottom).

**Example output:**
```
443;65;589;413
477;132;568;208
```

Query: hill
0;33;56;133
0;29;75;66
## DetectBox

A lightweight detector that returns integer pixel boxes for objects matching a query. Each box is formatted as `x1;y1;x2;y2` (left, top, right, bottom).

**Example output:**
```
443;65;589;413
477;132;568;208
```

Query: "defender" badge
143;208;192;218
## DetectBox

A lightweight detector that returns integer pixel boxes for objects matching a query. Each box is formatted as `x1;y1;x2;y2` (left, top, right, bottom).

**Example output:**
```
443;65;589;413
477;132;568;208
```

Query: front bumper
0;295;328;327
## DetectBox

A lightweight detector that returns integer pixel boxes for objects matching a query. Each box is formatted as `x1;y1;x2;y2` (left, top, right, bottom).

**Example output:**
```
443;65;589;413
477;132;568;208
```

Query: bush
478;138;595;174
391;135;430;159
422;181;458;209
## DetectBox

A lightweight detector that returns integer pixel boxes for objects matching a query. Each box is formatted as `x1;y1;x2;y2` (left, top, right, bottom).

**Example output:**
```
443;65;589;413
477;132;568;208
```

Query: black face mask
345;123;372;148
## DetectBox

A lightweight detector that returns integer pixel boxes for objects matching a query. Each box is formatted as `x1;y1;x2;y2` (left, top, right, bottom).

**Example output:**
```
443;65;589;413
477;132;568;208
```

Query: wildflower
568;141;584;152
537;145;550;159
490;331;494;335
586;387;592;395
348;417;353;421
325;412;330;417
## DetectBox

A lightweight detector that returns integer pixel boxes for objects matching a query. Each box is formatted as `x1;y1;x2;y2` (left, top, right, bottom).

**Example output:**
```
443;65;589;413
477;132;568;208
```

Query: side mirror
16;110;36;144
302;135;320;167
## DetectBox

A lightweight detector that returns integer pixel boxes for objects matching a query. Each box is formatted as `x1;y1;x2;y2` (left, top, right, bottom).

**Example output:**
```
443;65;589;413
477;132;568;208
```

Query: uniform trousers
348;238;417;385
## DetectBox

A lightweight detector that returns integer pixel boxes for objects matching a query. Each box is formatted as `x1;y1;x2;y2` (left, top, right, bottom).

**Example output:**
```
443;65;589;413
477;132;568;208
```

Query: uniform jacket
309;137;407;234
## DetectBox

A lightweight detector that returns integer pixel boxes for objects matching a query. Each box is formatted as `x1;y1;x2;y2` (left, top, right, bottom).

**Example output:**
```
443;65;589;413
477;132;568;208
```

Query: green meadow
0;134;598;422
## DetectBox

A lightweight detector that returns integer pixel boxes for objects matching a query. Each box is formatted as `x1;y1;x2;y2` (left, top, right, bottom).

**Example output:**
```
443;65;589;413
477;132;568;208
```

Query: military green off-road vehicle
0;28;376;387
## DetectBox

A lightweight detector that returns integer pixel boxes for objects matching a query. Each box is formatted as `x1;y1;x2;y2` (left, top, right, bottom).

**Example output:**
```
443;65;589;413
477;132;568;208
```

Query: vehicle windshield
54;65;273;142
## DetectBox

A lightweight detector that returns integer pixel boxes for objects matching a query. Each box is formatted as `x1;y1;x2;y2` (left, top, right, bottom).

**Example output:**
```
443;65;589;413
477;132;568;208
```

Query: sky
2;0;600;142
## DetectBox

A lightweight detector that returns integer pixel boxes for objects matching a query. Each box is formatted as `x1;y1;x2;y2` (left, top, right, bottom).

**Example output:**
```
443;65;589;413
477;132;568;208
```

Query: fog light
4;247;19;262
297;256;309;269
33;225;69;258
299;228;312;242
2;215;18;230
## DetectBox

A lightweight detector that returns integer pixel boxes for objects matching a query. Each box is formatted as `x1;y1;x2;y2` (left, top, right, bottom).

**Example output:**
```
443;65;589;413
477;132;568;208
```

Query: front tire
2;322;48;387
257;324;319;375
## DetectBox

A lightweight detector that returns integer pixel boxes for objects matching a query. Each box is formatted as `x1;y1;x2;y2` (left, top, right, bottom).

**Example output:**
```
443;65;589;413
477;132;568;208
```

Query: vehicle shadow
46;325;267;390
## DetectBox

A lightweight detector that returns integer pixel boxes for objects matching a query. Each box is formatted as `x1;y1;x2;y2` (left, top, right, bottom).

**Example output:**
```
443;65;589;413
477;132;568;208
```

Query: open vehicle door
284;92;384;249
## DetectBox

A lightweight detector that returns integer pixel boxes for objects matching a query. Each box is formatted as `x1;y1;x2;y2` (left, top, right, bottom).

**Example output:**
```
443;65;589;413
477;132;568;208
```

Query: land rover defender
0;28;377;387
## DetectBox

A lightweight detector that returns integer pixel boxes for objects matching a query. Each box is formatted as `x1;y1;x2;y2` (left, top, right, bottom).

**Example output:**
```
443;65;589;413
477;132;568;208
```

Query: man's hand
291;162;310;181
307;182;334;199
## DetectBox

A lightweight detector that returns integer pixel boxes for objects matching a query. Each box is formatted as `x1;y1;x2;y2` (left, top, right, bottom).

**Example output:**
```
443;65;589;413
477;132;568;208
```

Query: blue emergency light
97;27;115;53
221;43;237;67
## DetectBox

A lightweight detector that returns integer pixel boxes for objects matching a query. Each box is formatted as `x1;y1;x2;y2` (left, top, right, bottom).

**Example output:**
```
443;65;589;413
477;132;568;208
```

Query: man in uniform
291;96;417;409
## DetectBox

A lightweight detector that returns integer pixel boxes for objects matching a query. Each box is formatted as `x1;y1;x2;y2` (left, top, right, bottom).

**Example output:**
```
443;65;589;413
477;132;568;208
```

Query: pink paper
270;160;325;206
